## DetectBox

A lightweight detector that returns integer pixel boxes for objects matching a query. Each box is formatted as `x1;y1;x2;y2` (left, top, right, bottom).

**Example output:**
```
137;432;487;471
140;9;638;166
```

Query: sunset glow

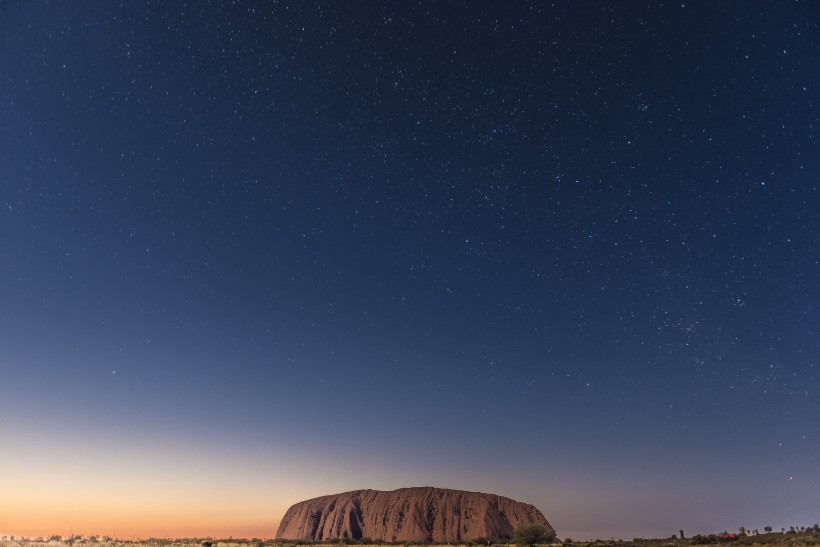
2;0;818;541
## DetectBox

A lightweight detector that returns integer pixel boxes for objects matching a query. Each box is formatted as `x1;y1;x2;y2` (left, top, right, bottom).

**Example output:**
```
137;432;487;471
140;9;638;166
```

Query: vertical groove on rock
275;487;554;542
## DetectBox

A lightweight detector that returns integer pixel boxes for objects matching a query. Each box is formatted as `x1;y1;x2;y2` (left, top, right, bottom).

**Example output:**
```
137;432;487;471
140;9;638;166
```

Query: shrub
514;525;555;547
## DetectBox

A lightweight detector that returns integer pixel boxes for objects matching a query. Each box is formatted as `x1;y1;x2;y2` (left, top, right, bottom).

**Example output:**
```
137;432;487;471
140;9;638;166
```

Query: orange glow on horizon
0;496;282;539
0;467;287;539
0;425;308;540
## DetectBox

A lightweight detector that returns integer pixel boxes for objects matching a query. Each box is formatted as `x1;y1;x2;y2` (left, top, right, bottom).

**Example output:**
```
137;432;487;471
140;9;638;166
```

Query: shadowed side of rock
275;487;555;542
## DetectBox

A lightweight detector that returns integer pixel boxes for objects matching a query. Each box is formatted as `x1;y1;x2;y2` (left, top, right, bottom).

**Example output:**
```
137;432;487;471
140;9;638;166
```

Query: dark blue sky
1;1;819;540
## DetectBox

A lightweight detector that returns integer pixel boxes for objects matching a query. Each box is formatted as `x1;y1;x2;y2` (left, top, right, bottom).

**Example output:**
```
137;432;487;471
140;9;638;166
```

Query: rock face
275;487;554;542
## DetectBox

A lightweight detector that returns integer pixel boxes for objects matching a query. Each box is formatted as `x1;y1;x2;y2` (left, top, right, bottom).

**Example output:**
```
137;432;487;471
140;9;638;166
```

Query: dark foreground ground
2;530;818;547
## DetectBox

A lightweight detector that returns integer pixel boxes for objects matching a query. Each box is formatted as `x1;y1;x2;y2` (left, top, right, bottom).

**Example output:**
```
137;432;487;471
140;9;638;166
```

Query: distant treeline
3;525;820;547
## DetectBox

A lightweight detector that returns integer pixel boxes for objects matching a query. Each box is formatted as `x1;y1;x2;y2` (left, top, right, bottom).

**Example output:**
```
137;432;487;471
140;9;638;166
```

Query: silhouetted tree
764;527;772;534
514;525;554;547
680;530;685;540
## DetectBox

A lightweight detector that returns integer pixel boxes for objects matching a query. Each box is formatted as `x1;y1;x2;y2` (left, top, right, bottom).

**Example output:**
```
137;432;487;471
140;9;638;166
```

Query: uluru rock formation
275;487;554;543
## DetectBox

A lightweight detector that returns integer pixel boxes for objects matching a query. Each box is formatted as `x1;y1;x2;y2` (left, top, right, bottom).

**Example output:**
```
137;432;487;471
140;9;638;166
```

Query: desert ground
2;528;819;547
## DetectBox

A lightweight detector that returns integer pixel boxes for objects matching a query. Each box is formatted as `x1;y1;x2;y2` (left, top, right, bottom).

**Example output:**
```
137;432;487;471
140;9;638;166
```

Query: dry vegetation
2;528;819;547
574;528;820;547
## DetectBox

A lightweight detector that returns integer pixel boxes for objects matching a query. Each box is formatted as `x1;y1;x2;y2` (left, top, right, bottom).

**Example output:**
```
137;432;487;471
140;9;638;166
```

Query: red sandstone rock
275;487;554;542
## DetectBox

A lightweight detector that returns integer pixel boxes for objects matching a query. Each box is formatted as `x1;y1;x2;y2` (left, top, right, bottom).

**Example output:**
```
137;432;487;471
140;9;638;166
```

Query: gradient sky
1;0;819;541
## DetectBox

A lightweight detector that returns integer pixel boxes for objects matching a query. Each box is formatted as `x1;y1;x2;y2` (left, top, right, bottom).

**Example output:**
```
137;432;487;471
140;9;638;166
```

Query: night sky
2;0;819;541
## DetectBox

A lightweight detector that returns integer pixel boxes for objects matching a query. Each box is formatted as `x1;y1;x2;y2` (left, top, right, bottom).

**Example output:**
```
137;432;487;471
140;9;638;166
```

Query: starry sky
1;0;819;541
